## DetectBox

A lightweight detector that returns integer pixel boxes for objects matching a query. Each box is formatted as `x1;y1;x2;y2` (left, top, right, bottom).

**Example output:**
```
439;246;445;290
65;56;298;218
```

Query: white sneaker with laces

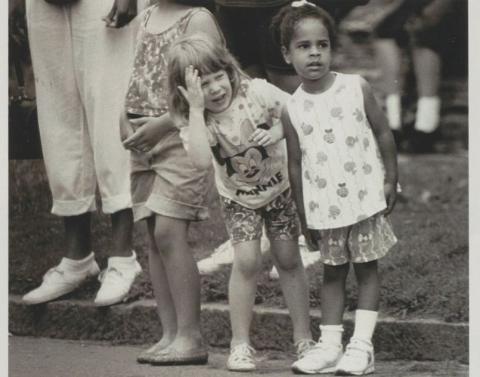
227;343;256;372
94;251;142;306
22;259;100;305
294;339;317;360
335;338;374;376
291;340;343;374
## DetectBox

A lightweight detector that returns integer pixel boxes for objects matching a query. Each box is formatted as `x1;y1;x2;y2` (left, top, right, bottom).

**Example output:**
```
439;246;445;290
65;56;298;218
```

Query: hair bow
291;0;316;7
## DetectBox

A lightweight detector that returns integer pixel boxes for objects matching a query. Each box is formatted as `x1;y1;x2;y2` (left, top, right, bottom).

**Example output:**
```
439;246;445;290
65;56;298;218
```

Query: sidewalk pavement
9;295;468;363
9;336;469;377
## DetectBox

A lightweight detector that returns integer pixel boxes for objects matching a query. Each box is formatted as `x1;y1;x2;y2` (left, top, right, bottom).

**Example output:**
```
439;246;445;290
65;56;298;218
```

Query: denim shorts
316;213;397;265
130;130;210;222
220;189;300;245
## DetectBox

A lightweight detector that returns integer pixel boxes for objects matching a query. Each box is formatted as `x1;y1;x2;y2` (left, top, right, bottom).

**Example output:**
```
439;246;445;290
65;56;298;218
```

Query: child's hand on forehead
178;65;205;111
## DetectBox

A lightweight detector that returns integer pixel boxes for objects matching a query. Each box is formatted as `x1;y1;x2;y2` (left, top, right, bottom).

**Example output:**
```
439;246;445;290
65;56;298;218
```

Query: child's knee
153;226;177;252
234;251;262;279
323;263;350;283
275;250;300;272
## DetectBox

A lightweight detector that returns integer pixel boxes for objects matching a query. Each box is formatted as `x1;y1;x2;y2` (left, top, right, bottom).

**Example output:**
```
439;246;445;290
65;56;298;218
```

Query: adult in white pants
22;0;146;306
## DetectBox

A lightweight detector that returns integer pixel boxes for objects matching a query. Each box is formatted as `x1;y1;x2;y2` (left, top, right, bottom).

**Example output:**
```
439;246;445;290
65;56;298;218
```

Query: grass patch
9;154;468;322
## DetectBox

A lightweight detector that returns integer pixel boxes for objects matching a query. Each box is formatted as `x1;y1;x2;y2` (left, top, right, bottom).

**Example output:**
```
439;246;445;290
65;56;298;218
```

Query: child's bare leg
64;213;92;260
154;215;203;350
228;240;262;346
146;217;177;346
350;261;379;345
110;209;133;257
321;263;349;324
269;239;312;342
353;260;379;311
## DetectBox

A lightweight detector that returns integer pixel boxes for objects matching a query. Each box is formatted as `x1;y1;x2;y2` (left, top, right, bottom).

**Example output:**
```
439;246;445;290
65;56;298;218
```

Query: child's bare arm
360;77;398;214
282;107;319;250
122;113;175;152
178;66;212;170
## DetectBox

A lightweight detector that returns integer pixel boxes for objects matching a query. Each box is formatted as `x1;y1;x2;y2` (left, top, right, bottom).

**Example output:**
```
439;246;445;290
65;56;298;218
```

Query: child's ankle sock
59;252;95;272
352;309;378;344
414;96;440;133
320;324;344;346
108;250;137;266
385;94;402;130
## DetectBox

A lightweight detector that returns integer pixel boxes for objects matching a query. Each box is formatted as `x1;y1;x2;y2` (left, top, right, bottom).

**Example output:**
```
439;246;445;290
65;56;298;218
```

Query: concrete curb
9;295;468;362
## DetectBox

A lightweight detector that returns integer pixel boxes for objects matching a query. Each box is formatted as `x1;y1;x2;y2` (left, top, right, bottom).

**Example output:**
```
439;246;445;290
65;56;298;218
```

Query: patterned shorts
317;213;397;266
220;189;300;245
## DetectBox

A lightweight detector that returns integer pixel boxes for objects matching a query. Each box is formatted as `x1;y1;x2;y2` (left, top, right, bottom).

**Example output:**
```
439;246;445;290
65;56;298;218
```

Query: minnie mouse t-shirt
180;79;290;209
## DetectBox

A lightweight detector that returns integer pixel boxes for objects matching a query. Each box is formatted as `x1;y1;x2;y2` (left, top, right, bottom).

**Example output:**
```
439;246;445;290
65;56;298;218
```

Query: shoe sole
335;365;375;375
292;365;337;374
226;366;256;372
150;356;208;366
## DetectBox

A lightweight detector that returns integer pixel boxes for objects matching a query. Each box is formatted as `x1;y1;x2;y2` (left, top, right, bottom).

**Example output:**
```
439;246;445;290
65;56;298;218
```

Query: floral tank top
125;5;214;116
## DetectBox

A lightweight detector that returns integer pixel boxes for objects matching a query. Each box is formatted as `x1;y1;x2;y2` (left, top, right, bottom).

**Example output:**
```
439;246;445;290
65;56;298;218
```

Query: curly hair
270;1;337;50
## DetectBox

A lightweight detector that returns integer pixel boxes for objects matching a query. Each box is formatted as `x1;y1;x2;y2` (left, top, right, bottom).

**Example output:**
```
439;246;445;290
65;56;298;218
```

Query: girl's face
282;17;332;86
200;69;233;113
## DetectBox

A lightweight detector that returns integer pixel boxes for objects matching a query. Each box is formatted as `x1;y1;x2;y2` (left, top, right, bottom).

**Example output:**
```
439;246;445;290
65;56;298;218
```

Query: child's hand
383;182;397;215
303;229;321;252
103;0;137;28
249;129;274;147
178;65;205;111
123;116;163;153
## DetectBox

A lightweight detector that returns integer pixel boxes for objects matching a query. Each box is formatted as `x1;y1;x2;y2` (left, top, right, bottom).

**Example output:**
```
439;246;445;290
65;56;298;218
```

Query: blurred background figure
372;0;467;153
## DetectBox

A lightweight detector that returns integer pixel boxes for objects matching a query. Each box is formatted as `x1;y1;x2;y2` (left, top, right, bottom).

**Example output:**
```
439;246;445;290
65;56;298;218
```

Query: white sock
415;96;440;133
59;252;95;271
320;324;344;346
352;309;378;344
385;94;402;130
108;250;137;266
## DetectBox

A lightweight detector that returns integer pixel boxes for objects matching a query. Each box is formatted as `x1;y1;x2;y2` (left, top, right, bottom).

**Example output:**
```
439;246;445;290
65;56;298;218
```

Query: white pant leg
27;0;97;216
71;0;139;214
27;0;142;215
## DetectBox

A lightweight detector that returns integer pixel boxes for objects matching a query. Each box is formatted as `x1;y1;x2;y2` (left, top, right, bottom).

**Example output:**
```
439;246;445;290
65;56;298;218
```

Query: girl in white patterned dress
272;1;398;375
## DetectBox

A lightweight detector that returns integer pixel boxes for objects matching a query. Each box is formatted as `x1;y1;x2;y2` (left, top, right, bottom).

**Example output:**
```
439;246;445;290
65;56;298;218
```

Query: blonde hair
167;33;246;119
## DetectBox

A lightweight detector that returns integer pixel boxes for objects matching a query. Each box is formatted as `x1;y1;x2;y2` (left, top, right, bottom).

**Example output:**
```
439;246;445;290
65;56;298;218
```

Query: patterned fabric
317;214;397;265
287;72;387;229
125;5;212;117
220;189;300;245
214;0;289;7
180;78;290;209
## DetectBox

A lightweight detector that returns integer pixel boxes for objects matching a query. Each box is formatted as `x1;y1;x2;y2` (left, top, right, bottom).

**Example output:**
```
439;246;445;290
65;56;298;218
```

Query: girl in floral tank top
118;0;223;366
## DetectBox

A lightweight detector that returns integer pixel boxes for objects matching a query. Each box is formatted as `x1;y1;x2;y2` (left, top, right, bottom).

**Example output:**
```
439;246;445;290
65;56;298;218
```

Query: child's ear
281;46;291;64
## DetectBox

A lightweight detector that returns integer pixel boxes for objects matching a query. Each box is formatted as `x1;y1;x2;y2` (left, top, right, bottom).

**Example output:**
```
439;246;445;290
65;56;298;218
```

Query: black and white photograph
6;0;475;376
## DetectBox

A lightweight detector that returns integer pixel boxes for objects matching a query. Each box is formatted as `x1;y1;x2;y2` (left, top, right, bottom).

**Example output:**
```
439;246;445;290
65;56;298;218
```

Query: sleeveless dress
287;73;387;230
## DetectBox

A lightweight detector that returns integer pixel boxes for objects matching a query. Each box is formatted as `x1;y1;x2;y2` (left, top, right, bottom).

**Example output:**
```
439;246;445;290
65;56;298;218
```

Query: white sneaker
294;339;317;360
291;340;343;374
22;259;100;305
94;251;142;306
335;338;374;375
227;343;256;372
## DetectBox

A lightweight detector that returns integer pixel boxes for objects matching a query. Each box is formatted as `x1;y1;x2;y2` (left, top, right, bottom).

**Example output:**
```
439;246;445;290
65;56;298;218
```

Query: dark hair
271;1;336;50
167;34;246;119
